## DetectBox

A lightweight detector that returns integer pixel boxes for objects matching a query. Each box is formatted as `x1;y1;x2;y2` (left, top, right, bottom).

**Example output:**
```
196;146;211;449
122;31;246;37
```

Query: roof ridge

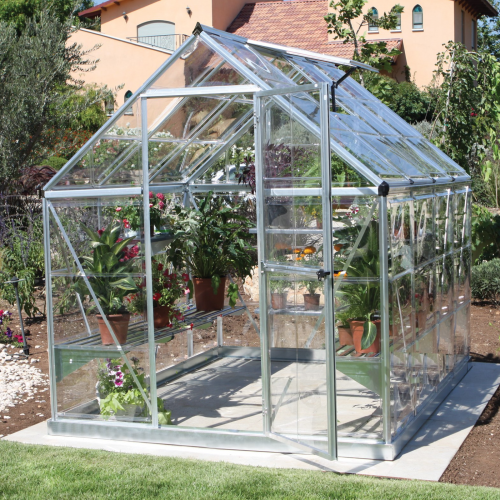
243;0;325;5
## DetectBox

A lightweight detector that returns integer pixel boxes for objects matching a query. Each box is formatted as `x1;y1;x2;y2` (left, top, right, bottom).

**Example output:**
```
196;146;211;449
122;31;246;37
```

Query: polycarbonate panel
210;35;294;88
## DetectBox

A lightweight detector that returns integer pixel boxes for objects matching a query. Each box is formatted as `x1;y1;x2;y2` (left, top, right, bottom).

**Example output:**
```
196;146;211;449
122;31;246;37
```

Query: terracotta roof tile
227;0;402;60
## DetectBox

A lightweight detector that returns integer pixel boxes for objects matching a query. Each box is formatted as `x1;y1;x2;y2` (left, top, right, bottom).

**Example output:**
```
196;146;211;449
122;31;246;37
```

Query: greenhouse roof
45;24;469;193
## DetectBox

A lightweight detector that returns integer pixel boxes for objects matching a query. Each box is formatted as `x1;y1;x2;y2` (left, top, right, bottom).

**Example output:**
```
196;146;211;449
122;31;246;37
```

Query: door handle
316;269;331;281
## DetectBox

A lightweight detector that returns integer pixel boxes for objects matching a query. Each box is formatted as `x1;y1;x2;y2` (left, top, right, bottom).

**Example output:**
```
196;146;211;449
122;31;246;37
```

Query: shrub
471;204;500;263
471;259;500;303
43;156;67;171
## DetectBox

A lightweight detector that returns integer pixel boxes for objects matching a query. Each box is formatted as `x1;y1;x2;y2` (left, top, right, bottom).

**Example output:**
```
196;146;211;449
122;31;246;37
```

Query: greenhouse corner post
141;95;159;428
43;198;58;420
320;82;337;460
379;193;392;445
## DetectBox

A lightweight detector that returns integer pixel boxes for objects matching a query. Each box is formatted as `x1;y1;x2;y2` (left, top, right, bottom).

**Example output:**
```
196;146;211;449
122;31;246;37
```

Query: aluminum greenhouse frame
43;24;472;461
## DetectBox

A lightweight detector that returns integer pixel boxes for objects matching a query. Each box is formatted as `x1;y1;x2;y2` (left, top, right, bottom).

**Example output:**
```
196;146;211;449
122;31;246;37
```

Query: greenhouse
42;24;472;461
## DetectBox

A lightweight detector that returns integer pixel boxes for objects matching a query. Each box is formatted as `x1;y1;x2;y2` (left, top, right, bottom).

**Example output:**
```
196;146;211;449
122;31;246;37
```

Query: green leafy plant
336;224;380;349
73;222;139;315
471;259;500;304
166;193;255;307
324;0;403;81
97;356;171;425
471;204;500;264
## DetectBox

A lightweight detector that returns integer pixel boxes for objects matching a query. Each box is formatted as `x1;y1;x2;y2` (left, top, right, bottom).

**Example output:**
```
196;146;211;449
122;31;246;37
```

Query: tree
0;7;112;185
324;0;403;86
427;41;500;172
0;0;94;32
478;0;500;60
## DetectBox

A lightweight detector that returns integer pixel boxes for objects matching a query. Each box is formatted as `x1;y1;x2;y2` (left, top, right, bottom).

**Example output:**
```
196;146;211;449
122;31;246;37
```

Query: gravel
0;348;48;414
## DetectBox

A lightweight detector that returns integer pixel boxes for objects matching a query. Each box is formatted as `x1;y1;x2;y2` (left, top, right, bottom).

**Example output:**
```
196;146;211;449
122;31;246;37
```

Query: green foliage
428;42;500;171
73;222;139;315
43;156;68;170
471;259;500;303
0;0;94;33
471;204;500;263
0;198;45;318
324;0;403;76
364;74;433;123
166;193;255;306
336;224;380;349
0;6;113;184
478;0;500;60
97;357;171;424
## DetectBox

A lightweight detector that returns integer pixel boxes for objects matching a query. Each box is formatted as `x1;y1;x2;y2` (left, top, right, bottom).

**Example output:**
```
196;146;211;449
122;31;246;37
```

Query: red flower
163;269;170;277
182;273;190;282
116;238;123;243
123;219;130;229
149;191;154;199
115;207;122;212
97;229;104;237
157;263;164;271
153;292;161;301
158;201;165;210
157;193;165;201
189;323;194;330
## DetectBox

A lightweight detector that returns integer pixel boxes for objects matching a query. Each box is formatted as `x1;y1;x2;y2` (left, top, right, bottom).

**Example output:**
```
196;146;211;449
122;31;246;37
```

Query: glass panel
455;304;470;364
414;194;435;266
268;271;329;452
389;200;412;276
389;274;414;349
436;254;454;319
211;35;293;88
435;191;453;255
415;263;436;335
55;346;151;423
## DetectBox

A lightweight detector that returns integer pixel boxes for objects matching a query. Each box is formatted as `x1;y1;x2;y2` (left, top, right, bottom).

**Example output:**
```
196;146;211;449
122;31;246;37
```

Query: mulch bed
2;298;500;487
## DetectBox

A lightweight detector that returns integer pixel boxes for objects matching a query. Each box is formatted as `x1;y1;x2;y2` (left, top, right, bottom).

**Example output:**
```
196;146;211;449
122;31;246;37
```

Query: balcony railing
127;34;188;51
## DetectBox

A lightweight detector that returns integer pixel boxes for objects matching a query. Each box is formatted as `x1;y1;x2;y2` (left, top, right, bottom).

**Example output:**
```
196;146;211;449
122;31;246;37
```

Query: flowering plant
97;356;171;424
0;310;25;346
73;222;139;315
127;260;192;326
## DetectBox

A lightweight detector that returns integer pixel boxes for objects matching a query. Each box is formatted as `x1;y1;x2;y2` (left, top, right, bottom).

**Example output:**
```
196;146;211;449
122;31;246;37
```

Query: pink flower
149;191;154;199
123;219;130;229
157;193;165;201
116;238;123;243
116;207;122;212
114;379;123;387
184;288;190;295
115;371;123;379
158;201;165;210
149;203;153;208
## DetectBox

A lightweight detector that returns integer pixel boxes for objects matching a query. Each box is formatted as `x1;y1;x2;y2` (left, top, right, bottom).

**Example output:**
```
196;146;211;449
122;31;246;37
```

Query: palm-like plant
73;222;139;315
336;224;380;349
166;193;255;307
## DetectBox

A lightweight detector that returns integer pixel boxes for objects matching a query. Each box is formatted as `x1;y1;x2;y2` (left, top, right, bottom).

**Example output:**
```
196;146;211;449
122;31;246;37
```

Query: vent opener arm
331;67;357;112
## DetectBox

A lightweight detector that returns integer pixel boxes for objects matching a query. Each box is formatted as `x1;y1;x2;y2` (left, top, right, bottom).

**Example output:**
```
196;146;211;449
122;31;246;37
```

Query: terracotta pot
97;313;130;345
304;293;320;310
416;310;427;333
193;276;226;312
271;292;287;310
338;326;353;346
316;220;323;229
153;305;172;329
349;319;381;354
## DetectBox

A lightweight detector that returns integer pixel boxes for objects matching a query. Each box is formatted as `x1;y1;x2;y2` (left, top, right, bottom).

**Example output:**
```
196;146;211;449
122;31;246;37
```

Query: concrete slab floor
3;362;500;481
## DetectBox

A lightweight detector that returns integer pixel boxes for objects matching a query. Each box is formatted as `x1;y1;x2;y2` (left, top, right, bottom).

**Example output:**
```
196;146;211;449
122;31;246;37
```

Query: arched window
391;7;401;30
124;90;133;116
137;21;175;50
368;7;379;32
412;5;423;30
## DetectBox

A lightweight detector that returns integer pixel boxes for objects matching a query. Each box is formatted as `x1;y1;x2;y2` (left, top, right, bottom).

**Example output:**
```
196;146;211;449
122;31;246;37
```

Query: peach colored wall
328;0;476;87
454;3;477;49
70;28;173;127
100;0;211;40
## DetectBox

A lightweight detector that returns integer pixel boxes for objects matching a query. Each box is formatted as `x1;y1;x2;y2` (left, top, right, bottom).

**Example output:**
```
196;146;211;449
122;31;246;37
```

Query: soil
440;302;500;488
2;295;500;488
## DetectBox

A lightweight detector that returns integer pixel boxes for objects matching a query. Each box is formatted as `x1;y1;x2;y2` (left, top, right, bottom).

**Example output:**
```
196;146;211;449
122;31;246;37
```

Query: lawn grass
1;440;500;500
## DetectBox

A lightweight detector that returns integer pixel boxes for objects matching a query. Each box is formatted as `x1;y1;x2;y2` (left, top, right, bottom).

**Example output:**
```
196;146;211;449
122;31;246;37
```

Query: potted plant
336;224;381;354
73;222;139;345
128;260;192;329
166;193;255;312
335;311;353;346
269;274;291;310
96;356;171;424
298;250;322;310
